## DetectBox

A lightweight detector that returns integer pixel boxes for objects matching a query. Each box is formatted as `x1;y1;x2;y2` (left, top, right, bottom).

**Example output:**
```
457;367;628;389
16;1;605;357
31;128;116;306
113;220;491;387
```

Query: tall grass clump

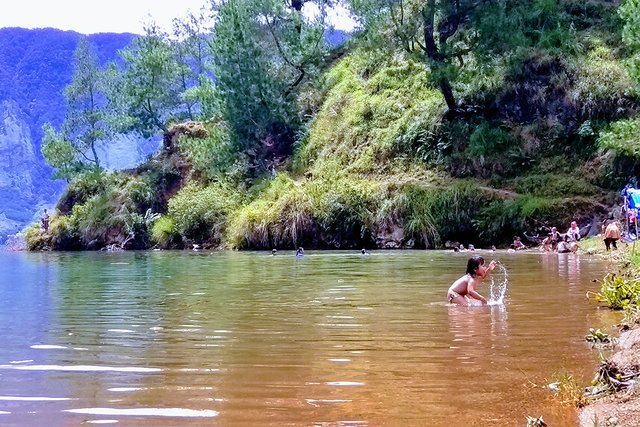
150;216;179;248
571;45;635;120
376;181;483;247
168;181;241;244
228;172;383;249
474;195;566;244
514;174;598;197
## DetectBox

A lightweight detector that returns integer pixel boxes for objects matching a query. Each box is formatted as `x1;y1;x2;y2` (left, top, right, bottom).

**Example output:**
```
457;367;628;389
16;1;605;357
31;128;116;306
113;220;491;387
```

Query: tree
620;0;640;84
211;0;329;165
172;10;215;121
349;0;502;111
118;24;183;137
42;37;113;179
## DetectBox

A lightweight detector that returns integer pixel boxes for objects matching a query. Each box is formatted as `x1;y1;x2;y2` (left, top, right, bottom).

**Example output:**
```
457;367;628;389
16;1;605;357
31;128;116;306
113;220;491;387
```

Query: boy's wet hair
466;255;485;276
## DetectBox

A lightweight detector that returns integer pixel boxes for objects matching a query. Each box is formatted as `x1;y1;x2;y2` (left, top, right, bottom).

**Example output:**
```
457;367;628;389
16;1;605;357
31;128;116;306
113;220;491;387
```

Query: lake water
0;250;616;426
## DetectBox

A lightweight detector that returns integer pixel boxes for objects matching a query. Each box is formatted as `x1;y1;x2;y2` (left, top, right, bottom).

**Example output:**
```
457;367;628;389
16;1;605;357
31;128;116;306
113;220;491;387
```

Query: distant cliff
0;28;136;238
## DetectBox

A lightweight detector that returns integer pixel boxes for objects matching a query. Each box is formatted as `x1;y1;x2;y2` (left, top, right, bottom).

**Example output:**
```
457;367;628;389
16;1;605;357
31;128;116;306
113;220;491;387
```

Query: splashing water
487;262;509;305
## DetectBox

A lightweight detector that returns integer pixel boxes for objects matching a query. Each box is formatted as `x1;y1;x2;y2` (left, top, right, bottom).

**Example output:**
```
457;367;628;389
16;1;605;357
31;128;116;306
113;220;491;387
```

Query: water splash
487;262;509;306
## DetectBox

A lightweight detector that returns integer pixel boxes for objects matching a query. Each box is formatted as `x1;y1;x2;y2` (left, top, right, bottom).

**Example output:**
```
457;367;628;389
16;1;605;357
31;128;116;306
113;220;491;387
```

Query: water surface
0;250;616;426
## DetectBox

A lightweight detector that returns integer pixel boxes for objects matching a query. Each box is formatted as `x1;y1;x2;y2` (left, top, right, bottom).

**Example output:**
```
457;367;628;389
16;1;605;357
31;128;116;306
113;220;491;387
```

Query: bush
571;45;635;119
227;172;383;249
150;216;179;248
468;122;516;157
168;182;240;243
178;120;243;181
599;117;640;157
24;223;47;250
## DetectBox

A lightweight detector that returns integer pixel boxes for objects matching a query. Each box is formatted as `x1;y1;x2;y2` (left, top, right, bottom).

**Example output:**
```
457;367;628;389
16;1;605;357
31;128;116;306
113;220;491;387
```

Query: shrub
599;117;640;157
227;172;383;249
24;223;47;251
468;122;516;157
571;45;635;119
168;182;240;243
178;120;242;181
151;216;179;248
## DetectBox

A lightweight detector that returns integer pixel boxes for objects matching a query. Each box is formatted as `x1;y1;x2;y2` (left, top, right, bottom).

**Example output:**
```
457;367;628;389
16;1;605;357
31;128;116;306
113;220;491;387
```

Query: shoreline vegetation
563;238;640;426
21;0;640;253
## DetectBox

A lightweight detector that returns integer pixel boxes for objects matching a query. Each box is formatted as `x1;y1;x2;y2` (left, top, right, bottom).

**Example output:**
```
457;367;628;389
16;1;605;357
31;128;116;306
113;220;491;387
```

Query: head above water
466;255;485;276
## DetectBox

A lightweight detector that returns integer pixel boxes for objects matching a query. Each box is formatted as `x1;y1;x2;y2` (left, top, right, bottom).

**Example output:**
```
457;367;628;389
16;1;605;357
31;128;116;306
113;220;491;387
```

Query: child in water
447;255;497;306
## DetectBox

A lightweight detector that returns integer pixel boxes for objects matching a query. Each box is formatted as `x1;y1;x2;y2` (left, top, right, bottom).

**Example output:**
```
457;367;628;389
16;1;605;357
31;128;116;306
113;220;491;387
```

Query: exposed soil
579;328;640;426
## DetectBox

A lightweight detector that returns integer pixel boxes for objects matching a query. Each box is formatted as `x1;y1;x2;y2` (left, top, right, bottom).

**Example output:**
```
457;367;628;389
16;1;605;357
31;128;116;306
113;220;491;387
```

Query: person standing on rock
40;209;50;232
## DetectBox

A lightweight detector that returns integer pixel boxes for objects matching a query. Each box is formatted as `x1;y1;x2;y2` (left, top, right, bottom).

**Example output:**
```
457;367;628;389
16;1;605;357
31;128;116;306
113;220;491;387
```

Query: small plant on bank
548;372;590;408
585;328;612;346
525;415;547;427
589;273;640;310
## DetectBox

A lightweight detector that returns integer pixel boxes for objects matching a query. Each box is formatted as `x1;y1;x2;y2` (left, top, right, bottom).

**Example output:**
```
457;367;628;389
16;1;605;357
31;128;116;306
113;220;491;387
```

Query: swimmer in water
447;255;497;306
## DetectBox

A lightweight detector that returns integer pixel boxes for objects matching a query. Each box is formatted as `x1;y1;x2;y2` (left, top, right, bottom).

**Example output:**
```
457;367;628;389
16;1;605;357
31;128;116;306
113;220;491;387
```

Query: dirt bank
579;328;640;426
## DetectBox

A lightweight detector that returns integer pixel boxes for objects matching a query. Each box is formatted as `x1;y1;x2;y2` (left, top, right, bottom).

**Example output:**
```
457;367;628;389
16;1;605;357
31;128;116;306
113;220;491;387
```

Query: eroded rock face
0;100;43;236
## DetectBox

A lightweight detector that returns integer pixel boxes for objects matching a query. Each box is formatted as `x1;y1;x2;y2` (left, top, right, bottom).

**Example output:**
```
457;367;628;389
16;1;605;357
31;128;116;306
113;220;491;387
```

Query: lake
0;250;615;426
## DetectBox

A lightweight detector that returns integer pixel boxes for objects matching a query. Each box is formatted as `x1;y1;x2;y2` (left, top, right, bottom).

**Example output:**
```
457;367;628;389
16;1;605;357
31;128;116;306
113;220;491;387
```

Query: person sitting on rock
511;236;526;251
542;227;560;251
566;221;581;241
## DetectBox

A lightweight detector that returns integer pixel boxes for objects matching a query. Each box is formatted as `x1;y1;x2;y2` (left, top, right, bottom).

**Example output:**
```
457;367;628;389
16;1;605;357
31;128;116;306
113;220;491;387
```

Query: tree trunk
422;2;457;111
439;78;457;111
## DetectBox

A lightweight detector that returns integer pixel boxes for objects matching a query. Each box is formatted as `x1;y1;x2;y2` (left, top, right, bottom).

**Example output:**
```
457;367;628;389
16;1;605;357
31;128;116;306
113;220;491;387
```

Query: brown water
0;250;617;426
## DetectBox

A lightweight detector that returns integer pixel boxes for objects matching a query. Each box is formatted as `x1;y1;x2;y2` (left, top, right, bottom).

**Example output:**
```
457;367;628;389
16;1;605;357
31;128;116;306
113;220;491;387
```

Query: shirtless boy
447;255;497;306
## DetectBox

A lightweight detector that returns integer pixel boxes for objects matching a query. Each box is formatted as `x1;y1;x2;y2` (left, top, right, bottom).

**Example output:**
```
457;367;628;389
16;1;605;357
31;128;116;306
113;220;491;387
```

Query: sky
0;0;357;35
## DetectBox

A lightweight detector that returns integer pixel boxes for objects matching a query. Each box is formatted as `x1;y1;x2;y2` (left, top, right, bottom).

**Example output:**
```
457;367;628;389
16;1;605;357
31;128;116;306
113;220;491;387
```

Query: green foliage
474;196;564;243
571;45;635;119
585;328;611;344
598;117;640;157
620;0;640;51
168;182;240;242
228;172;383;249
41;124;84;181
296;53;445;173
468;122;516;157
178;120;243;181
379;182;482;247
118;23;182;135
150;216;178;248
24;223;48;251
212;0;329;165
514;174;597;197
42;37;115;178
591;274;640;310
